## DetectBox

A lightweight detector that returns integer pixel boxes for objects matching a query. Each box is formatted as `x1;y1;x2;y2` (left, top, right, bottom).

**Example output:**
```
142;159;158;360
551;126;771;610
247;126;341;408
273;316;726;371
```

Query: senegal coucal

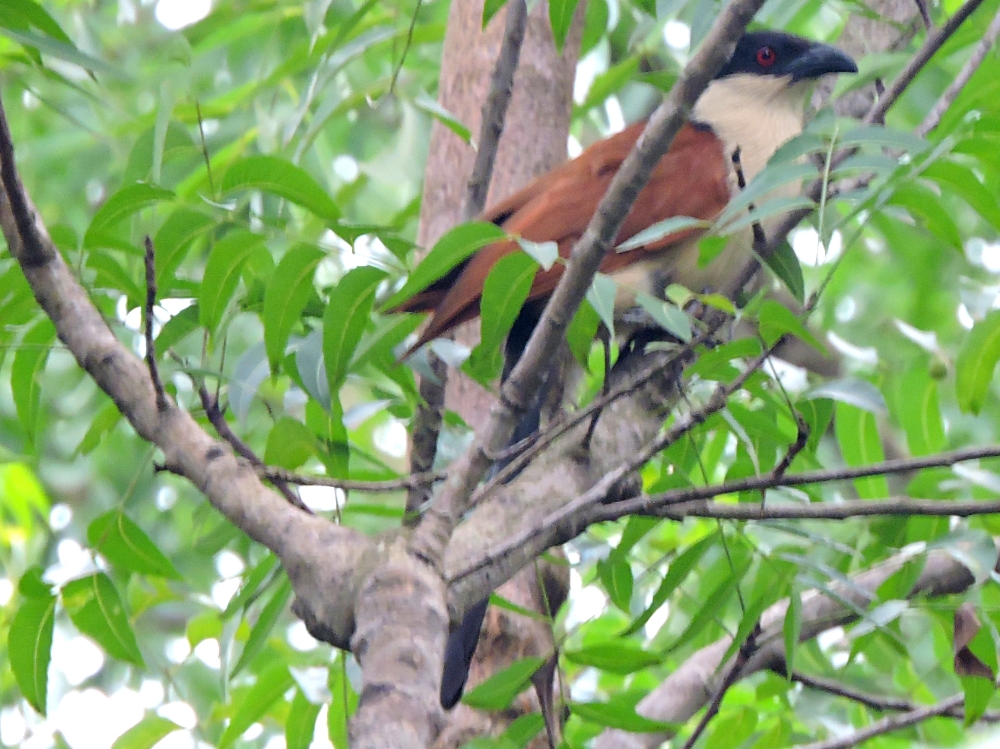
392;30;857;711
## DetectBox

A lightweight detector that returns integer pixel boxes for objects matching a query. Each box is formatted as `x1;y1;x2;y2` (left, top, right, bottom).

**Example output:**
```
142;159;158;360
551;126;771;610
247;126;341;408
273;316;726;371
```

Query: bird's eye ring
756;46;776;67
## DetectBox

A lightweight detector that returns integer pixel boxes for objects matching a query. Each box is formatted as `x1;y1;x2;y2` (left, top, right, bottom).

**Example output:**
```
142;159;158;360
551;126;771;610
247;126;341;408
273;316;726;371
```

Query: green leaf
1;27;126;78
564;642;661;674
219;661;294;748
83;183;175;248
502;713;544;748
264;417;319;470
462;656;544;710
382;221;506;310
802;378;887;413
666;569;743;652
482;0;508;26
0;0;73;43
286;689;321;749
889;183;963;249
924;160;1000;231
111;717;181;749
898;365;946;456
587;273;616;338
232;576;293;676
86;253;144;305
155;304;200;352
758;300;823;351
11;319;55;444
516;238;558;270
328;658;359;749
87;511;181;579
153;208;215;293
703;706;758;749
412;93;471;143
222;553;279;619
76;402;123;455
762;239;804;303
617;216;710;252
576;56;640;115
625;533;716;635
264;245;325;372
9;586;55;715
549;0;580;50
597;556;633;612
635;292;691;342
835;402;889;499
956;310;1000;414
221;155;340;222
569;699;676;732
324;266;386;397
961;676;995;727
464;252;537;384
62;573;144;667
199;229;267;334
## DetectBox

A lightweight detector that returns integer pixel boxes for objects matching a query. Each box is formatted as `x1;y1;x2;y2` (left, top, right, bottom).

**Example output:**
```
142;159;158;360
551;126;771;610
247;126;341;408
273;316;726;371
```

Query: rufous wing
397;121;731;352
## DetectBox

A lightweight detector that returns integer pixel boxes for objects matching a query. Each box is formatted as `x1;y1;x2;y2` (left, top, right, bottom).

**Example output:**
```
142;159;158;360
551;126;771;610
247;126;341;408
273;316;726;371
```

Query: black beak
788;42;858;81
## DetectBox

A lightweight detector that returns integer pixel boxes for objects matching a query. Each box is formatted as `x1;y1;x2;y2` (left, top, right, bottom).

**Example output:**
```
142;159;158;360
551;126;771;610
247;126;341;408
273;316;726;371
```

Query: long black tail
440;311;546;709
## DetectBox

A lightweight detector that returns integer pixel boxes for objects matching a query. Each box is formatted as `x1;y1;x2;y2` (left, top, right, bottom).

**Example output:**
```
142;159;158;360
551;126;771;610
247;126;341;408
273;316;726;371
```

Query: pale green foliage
3;0;1000;747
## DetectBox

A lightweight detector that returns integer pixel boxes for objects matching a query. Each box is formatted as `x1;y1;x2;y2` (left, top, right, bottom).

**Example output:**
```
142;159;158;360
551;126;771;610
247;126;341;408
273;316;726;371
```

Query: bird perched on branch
391;29;856;714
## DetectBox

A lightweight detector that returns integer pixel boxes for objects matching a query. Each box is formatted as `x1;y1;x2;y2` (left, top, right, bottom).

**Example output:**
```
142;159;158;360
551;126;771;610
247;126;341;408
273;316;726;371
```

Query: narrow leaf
285;689;321;749
111;717;181;749
221;155;340;222
87;511;181;579
84;183;175;247
462;656;544;710
324;266;386;397
835;402;889;499
219;662;294;748
62;573;144;666
956;309;1000;414
264;245;325;372
9;588;55;715
199;230;267;334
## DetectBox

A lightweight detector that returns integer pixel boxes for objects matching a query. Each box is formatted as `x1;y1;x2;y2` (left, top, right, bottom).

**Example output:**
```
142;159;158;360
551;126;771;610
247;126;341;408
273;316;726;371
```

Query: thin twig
793;693;966;749
195;102;215;199
679;624;760;749
916;5;1000;137
405;353;448;522
865;0;987;125
450;333;789;584
651;497;1000;522
603;442;1000;519
0;96;51;266
197;385;310;513
786;671;917;712
462;0;528;220
389;0;423;95
266;465;444;492
143;236;169;413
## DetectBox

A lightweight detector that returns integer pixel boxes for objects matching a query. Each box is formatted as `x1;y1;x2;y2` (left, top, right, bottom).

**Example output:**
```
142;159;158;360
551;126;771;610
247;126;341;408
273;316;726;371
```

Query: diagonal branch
0;91;367;652
408;0;770;571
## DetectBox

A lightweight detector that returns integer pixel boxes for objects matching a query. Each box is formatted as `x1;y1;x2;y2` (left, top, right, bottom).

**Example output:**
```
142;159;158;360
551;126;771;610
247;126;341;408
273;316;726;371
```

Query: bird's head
716;31;858;83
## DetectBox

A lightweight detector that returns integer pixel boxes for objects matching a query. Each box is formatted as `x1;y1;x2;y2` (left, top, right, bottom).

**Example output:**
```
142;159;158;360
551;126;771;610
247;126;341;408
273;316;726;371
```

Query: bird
390;30;857;713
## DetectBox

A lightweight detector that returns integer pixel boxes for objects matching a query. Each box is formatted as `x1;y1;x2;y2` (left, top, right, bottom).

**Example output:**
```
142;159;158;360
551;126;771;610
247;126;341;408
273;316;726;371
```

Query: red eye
757;46;776;67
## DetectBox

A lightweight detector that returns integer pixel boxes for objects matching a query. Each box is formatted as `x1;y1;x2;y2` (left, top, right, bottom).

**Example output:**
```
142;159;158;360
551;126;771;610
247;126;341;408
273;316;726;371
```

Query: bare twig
653;497;1000;521
679;624;760;749
793;693;967;749
0;97;51;266
463;0;528;220
410;0;769;570
786;671;917;712
601;442;1000;519
405;353;448;522
916;5;1000;137
865;0;987;125
389;0;424;94
266;466;444;493
451;334;788;584
197;385;310;513
143;237;169;413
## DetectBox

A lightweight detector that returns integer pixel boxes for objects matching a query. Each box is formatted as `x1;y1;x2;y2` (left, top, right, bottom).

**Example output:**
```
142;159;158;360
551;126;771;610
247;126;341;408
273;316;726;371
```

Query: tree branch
593;545;987;749
0;91;367;653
